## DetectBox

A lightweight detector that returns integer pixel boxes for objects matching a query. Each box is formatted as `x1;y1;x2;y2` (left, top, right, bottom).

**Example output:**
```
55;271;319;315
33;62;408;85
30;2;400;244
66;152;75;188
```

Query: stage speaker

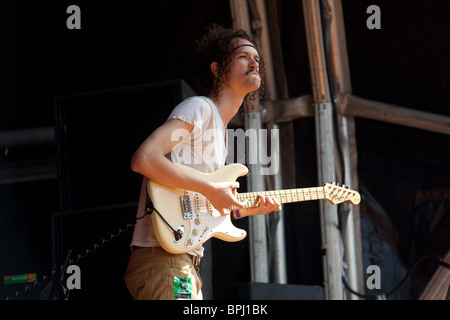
51;203;137;300
52;79;197;299
234;282;324;300
54;79;196;211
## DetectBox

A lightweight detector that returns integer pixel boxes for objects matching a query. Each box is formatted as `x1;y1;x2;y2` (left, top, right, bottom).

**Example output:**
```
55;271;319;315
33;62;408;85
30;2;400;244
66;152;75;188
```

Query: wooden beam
303;0;343;300
230;0;269;284
337;92;450;136
229;95;313;127
327;0;364;299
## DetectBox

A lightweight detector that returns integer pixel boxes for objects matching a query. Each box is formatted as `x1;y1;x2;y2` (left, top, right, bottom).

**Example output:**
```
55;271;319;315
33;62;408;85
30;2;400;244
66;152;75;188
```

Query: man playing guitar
124;24;280;300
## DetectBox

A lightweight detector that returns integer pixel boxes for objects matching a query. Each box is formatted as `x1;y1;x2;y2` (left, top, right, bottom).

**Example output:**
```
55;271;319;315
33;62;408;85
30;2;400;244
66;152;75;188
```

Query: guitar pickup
180;195;193;220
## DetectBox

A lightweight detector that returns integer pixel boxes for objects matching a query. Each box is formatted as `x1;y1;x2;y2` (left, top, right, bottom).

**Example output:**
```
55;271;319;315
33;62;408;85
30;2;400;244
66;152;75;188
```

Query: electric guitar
147;163;360;254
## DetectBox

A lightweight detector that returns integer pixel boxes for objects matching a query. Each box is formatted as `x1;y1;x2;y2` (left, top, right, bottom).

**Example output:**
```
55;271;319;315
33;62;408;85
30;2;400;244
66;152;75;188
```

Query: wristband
234;209;242;219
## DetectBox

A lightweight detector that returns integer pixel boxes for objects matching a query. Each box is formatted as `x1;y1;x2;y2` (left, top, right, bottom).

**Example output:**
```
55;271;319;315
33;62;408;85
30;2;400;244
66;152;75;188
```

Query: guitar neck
234;187;326;209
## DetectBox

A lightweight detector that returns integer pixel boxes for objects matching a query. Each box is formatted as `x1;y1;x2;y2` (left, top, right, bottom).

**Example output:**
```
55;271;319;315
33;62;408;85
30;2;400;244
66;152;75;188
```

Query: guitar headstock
323;183;361;205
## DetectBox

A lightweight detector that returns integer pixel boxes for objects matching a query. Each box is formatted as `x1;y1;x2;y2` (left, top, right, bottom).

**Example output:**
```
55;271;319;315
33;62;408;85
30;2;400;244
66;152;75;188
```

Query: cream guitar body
146;163;360;254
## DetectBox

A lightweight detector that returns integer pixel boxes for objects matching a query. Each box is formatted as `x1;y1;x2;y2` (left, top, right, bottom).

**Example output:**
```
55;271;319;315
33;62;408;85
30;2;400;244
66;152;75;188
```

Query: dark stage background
0;1;449;300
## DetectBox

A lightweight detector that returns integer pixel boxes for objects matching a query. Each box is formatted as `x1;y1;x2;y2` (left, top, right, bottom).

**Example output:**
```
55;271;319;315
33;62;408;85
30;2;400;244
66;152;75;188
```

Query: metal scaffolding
229;0;360;299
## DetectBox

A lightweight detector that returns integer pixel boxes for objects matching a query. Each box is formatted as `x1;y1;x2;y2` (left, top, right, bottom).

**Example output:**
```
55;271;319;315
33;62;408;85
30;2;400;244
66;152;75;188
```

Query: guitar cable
342;253;449;300
140;187;183;241
5;218;136;300
6;193;448;300
5;191;181;300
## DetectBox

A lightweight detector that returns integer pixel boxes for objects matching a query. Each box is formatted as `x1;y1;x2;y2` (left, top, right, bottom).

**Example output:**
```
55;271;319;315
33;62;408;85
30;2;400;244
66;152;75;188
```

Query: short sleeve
167;97;212;139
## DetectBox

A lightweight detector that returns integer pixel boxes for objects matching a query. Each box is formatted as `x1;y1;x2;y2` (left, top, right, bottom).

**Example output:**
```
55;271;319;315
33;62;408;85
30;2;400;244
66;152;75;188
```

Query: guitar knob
195;217;202;225
186;238;194;246
192;229;199;236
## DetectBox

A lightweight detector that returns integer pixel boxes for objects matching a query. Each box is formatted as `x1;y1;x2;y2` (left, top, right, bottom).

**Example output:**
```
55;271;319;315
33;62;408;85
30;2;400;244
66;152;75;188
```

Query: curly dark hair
193;24;265;102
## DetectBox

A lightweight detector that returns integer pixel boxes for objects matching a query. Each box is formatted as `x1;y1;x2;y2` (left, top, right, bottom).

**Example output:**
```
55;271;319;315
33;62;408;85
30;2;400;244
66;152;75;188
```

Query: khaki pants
124;246;203;300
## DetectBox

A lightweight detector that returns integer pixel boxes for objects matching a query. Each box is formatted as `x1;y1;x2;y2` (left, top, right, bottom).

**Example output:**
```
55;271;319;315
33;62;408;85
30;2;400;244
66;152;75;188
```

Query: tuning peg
331;181;336;185
342;184;347;188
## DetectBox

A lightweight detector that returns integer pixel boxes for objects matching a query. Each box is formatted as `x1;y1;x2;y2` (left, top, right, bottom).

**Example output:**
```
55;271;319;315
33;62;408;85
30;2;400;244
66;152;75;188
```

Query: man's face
225;38;261;95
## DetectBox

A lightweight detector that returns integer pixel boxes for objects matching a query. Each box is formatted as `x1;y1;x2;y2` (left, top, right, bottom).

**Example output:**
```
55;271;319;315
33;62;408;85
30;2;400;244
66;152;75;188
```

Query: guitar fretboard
233;187;326;209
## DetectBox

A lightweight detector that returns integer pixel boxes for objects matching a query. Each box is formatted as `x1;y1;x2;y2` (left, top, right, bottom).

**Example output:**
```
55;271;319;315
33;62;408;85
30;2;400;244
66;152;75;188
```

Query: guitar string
235;187;329;207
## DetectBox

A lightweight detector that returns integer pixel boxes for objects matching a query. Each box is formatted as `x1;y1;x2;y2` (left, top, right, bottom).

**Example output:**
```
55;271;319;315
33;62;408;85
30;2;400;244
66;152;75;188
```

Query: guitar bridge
180;195;193;220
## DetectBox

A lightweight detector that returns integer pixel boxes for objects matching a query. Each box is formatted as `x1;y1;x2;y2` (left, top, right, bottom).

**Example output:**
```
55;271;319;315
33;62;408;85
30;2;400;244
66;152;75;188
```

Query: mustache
246;69;260;75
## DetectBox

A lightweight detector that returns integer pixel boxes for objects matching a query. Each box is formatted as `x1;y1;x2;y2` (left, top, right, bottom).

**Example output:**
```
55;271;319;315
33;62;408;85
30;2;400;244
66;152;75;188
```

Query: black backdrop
1;0;449;300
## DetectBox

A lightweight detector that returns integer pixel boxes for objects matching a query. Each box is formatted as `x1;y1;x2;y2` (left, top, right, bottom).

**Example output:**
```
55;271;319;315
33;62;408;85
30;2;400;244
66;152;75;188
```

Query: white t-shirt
130;96;228;257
